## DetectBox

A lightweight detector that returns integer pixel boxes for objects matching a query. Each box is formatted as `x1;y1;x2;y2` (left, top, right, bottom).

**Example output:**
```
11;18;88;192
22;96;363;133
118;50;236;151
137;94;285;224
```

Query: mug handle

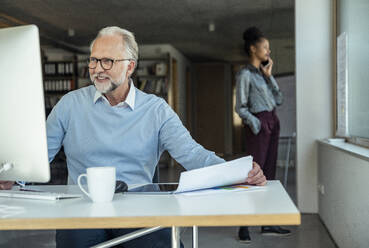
77;174;91;199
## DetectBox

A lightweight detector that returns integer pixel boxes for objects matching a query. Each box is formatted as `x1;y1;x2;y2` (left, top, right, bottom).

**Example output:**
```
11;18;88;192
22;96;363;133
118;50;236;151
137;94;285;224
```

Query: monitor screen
0;25;50;183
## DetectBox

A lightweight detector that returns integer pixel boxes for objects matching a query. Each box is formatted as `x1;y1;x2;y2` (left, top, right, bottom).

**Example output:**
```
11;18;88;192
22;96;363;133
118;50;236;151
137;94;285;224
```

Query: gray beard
106;81;119;92
94;80;119;94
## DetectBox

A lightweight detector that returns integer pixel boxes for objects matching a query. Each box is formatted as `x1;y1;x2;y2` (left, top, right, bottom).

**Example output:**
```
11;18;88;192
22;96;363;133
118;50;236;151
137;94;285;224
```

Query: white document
178;184;264;196
175;156;253;193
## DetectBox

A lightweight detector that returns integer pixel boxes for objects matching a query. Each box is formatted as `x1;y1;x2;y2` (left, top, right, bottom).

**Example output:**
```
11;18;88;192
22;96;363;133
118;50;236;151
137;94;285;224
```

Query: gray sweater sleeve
235;70;261;134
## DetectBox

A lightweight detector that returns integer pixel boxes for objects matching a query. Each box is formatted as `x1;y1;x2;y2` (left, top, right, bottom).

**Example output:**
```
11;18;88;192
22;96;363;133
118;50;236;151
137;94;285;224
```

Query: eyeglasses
87;57;132;70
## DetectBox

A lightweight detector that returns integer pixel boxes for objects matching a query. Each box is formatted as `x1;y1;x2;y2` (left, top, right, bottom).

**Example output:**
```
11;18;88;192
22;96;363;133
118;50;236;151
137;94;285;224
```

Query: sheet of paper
175;156;253;193
177;184;265;196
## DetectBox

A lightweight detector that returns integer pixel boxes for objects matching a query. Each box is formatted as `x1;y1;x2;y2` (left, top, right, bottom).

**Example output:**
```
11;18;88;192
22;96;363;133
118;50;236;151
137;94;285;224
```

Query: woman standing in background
235;26;290;243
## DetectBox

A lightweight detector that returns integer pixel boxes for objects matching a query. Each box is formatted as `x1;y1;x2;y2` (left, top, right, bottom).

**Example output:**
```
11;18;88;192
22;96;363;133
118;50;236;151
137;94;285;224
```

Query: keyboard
0;190;82;201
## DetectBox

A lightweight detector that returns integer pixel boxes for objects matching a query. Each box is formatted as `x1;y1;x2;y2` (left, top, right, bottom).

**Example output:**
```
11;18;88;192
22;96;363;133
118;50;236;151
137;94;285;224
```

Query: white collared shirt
93;79;136;110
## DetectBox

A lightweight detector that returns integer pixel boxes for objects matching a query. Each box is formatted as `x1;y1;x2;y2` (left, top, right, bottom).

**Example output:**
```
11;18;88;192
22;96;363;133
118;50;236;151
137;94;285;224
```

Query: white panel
336;32;349;137
339;0;369;138
318;142;369;248
295;0;333;212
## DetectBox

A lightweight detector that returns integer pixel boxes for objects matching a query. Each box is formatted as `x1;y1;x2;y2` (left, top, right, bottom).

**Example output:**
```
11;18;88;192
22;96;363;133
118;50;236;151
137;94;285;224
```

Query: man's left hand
0;181;14;190
246;162;267;186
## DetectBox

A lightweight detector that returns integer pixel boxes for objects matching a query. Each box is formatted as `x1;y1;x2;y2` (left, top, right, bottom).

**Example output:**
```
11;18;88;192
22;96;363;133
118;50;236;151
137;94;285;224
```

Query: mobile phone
261;59;270;67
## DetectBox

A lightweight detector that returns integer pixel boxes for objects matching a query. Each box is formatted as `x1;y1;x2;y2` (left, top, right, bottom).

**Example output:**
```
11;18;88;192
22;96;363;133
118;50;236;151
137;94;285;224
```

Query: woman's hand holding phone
261;58;273;77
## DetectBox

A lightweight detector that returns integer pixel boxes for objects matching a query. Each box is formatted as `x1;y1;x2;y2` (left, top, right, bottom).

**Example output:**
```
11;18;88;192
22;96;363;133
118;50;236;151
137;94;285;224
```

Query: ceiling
0;0;294;62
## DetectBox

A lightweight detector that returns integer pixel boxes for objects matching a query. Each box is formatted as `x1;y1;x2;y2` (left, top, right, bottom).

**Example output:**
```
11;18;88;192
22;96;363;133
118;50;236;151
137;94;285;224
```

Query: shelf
42;57;79;111
45;91;70;95
130;53;170;104
44;61;75;76
136;75;167;78
44;75;74;79
138;57;168;62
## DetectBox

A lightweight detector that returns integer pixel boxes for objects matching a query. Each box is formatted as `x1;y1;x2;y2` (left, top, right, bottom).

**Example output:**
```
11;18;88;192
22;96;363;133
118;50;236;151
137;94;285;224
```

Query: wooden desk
0;180;300;247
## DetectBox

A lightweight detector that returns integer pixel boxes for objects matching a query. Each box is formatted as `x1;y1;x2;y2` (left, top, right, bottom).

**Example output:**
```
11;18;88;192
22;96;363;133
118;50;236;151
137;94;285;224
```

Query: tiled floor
0;163;337;248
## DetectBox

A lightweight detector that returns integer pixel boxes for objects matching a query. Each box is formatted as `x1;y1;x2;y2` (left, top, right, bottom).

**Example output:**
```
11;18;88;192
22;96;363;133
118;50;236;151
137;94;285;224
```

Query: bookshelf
43;58;78;116
133;53;170;102
42;53;173;182
43;61;76;91
42;56;91;116
43;52;171;113
77;55;92;89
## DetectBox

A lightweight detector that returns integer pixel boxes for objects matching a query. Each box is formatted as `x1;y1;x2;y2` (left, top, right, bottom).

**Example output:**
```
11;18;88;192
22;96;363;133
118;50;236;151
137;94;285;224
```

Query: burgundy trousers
245;109;280;180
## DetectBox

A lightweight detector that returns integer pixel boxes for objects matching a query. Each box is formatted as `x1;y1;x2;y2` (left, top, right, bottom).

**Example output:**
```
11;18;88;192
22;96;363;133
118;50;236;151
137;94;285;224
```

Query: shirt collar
93;79;136;110
246;63;261;73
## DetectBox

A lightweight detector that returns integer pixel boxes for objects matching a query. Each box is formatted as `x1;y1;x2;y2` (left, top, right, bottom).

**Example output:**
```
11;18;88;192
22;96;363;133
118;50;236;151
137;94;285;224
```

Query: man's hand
246;162;267;186
0;181;14;190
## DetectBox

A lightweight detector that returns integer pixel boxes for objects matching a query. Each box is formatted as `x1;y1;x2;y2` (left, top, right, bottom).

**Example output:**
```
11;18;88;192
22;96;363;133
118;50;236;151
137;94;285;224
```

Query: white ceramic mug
77;167;116;203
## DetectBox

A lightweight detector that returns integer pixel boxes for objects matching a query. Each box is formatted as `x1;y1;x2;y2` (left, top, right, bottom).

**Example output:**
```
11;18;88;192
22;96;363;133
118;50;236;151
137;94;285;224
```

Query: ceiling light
68;28;75;37
208;22;215;32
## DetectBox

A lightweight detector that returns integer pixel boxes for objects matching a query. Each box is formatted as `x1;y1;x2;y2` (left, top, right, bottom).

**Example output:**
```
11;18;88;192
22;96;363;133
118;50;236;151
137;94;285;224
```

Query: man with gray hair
3;26;266;247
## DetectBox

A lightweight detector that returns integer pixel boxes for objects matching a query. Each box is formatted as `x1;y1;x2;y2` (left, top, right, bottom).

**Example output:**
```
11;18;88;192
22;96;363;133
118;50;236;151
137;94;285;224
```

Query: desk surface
0;180;300;230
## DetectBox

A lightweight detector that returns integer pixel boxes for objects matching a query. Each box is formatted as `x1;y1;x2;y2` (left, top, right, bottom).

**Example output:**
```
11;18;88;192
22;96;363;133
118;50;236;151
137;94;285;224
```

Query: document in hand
174;156;253;194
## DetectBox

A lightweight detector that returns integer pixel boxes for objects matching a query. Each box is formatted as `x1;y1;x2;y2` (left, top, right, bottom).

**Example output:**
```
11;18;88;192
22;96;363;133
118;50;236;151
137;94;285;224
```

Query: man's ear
127;60;136;77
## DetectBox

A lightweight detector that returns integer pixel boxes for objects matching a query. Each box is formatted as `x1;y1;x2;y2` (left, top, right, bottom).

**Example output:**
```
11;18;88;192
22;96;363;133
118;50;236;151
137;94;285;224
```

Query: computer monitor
0;25;50;183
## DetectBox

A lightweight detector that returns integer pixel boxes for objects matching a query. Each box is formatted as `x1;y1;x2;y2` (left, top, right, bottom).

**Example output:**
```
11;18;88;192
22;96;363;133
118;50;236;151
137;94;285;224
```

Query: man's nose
95;60;105;73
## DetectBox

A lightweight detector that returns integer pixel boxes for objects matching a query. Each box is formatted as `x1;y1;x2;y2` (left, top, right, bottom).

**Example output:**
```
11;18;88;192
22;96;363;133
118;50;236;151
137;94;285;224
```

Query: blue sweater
46;84;224;184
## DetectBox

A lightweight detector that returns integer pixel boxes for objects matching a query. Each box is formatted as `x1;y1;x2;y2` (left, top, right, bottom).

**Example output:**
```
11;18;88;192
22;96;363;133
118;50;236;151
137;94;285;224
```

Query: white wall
295;0;333;212
139;44;191;123
318;142;369;248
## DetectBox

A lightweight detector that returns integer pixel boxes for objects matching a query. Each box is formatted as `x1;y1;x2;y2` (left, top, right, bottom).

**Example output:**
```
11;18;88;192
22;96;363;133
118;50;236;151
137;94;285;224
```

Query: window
337;0;369;147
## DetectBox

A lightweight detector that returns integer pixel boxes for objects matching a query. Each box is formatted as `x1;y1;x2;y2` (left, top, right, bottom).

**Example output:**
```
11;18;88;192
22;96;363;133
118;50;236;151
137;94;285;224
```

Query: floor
180;214;336;248
0;162;337;248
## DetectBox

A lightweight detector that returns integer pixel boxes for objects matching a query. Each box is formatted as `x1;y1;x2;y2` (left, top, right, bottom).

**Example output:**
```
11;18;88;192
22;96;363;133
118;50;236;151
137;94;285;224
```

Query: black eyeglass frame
87;57;132;70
